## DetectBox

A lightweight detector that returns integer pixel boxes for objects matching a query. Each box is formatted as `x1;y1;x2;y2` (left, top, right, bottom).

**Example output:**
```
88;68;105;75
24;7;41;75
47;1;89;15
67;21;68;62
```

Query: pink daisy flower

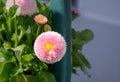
6;0;14;10
34;14;48;25
34;31;67;63
15;0;37;16
6;0;37;16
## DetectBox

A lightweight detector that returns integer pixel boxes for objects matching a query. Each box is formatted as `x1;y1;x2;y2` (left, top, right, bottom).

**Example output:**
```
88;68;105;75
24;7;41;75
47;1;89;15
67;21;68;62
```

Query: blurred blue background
71;0;120;82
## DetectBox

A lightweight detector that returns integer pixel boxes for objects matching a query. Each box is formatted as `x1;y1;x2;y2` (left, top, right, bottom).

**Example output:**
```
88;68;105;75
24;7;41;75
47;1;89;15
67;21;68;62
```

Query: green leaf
11;44;25;56
78;52;91;68
80;29;94;43
72;39;84;50
7;5;18;17
13;7;21;18
72;28;93;77
11;72;55;82
11;33;16;42
31;58;48;72
21;54;34;63
0;0;5;9
0;63;14;82
11;44;25;62
11;74;29;82
72;68;79;75
0;53;6;75
0;24;5;32
0;47;15;76
38;62;48;70
72;51;91;77
0;47;14;62
72;52;82;68
36;71;56;82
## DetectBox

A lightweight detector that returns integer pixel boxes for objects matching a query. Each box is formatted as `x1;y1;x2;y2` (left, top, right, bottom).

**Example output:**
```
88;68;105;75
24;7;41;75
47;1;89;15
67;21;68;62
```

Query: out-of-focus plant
71;5;94;77
72;28;94;77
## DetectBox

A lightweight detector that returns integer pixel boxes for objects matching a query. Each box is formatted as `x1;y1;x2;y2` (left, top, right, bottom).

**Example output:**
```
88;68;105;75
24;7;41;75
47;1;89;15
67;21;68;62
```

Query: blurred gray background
71;0;120;82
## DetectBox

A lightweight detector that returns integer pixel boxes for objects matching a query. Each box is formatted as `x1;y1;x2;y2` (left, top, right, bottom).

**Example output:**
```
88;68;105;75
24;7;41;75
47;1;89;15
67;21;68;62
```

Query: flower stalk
14;18;18;47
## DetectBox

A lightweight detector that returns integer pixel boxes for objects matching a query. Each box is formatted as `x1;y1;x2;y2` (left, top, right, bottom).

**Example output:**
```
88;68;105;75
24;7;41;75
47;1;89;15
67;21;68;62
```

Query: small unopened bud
3;41;11;49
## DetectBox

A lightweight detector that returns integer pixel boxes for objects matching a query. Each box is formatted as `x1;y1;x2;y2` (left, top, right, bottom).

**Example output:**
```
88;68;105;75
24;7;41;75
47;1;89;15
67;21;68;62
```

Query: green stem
18;26;25;44
0;33;4;42
7;18;12;34
14;18;18;47
27;26;33;51
36;25;41;36
22;73;28;82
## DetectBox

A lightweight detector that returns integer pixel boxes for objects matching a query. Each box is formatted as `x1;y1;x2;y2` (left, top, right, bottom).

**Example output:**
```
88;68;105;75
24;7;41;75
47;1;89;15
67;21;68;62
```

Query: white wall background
79;0;120;26
71;0;120;82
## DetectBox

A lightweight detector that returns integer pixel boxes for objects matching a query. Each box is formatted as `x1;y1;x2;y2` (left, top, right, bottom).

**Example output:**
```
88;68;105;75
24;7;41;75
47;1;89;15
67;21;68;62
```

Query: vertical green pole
50;0;71;82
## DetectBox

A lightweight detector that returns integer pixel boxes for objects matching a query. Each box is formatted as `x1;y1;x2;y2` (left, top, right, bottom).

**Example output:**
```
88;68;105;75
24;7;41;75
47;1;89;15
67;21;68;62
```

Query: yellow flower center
38;17;44;22
45;42;54;52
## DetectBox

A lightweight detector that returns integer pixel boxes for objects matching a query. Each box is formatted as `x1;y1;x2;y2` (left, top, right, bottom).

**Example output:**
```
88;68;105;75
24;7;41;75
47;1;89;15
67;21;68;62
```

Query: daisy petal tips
34;31;67;64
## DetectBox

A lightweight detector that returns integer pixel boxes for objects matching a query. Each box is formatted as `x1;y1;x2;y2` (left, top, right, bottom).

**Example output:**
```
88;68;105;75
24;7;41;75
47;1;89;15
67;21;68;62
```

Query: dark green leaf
0;63;14;82
72;68;79;75
36;71;56;82
0;47;14;62
78;52;91;68
72;52;82;68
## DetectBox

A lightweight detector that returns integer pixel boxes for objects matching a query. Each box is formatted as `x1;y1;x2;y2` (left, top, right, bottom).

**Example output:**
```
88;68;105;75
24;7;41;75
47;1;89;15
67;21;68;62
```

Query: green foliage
0;48;15;82
11;71;56;82
36;71;56;82
0;1;55;82
72;28;94;77
0;0;94;82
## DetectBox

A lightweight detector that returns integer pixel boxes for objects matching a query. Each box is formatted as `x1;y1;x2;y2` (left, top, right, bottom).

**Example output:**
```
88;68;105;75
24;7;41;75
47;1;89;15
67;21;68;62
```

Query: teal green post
50;0;71;82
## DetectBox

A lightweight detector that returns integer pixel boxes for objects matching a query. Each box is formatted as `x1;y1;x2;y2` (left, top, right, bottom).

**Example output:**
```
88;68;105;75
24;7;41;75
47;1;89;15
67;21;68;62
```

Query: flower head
15;0;37;16
6;0;37;16
71;6;80;16
6;0;14;10
34;14;48;25
34;31;66;63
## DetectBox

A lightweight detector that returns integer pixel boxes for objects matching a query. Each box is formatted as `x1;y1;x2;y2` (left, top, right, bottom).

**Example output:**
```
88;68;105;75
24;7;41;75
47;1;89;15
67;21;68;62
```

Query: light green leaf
11;44;25;62
21;54;33;62
0;24;5;32
11;44;25;56
0;54;6;75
